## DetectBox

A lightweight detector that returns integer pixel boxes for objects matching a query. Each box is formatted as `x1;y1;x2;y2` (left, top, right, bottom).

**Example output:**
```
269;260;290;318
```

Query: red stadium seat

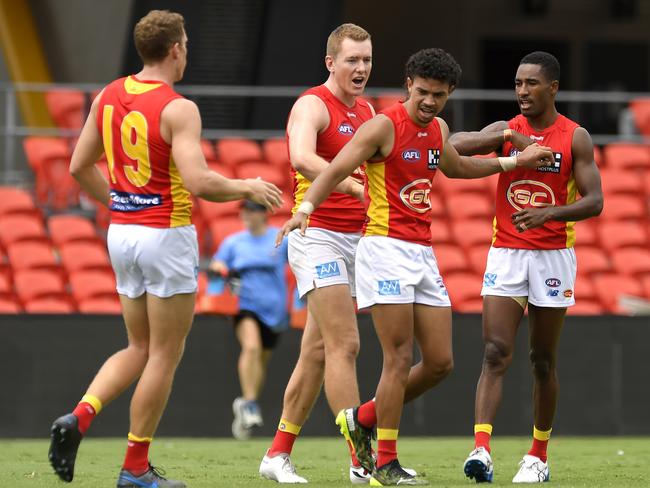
567;299;605;315
446;193;494;220
592;274;643;313
433;244;470;275
215;138;263;168
59;241;112;273
263;138;291;169
78;297;122;314
7;242;59;272
0;298;21;313
199;289;239;315
14;269;67;303
642;275;650;299
573;222;598;247
454;297;484;313
592;145;603;167
69;270;117;303
0;273;11;294
603;143;650;170
45;89;86;129
197;199;241;223
434;174;489;196
597;194;646;221
48;214;100;247
574;276;597;301
611;248;650;277
428;193;445;218
208;218;245;255
599;168;644;195
597;221;648;252
200;139;218;165
24;297;75;314
236;161;288;191
430;218;451;245
629;98;650;136
450;219;494;251
0;215;48;248
575;246;611;276
374;93;404;112
444;272;482;309
0;186;39;218
467;246;489;275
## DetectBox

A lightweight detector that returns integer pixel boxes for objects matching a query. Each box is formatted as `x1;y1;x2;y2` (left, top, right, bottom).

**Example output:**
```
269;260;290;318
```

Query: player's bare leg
308;284;360;414
404;305;453;402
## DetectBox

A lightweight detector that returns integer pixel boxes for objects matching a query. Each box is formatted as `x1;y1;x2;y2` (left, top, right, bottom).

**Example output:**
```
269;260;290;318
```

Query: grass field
1;437;648;487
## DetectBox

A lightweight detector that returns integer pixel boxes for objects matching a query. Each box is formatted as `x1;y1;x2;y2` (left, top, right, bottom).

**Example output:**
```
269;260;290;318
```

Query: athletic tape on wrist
297;201;314;216
498;155;517;171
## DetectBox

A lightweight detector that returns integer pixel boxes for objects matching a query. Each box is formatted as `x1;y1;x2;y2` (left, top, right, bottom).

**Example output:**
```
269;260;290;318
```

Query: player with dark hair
47;10;281;488
450;50;603;483
279;47;554;486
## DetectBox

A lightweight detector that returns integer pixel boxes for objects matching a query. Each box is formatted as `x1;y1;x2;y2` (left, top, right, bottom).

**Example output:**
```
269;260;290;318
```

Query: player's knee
384;343;413;375
483;340;512;372
529;350;555;381
432;355;454;380
301;341;325;369
241;341;263;357
126;342;149;362
324;336;359;363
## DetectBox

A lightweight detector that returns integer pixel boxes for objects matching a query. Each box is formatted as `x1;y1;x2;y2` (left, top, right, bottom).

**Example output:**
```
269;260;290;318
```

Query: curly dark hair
520;51;560;82
405;48;462;87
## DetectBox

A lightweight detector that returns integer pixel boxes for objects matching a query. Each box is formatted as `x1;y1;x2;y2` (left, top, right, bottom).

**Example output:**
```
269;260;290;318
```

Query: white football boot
259;452;308;483
463;447;494;483
512;455;549;483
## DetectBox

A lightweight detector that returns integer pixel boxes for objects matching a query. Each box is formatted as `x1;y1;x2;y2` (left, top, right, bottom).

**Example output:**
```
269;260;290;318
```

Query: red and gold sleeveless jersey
97;75;192;228
289;84;374;233
363;103;443;246
493;113;580;249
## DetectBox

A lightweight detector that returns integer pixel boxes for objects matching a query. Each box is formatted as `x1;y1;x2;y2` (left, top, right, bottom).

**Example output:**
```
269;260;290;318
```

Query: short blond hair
326;23;371;58
134;10;185;64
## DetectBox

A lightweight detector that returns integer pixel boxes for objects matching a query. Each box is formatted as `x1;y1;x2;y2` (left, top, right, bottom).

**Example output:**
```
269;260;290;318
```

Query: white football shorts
355;235;451;309
288;227;359;299
481;247;577;307
107;223;199;299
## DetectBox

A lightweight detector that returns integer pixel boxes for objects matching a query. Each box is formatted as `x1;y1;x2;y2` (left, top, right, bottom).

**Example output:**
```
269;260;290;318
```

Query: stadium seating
573;222;598;246
567;299;604;315
435;174;489;196
629;98;650;136
59;241;112;273
454;297;484;313
7;241;59;273
45;89;86;129
450;219;494;251
215;138;263;168
445;193;494;220
428;193;445;218
0;298;21;313
48;214;100;247
199;288;239;315
14;269;67;303
197;199;241;223
467;246;489;275
592;274;643;313
200;139;219;165
610;248;650;277
592;145;603;167
599;168;644;195
603;143;650;170
574;246;611;276
598;194;646;221
24;297;75;313
597;221;648;252
374;93;404;111
433;244;470;275
208;218;245;255
0;215;48;248
574;276;597;301
262;138;291;169
642;275;650;299
0;186;39;218
430;219;451;244
68;270;117;303
444;272;483;308
236;161;289;191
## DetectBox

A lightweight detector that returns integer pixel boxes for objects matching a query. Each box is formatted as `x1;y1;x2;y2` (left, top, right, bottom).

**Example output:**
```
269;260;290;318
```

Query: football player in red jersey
48;10;281;488
450;51;603;484
259;23;376;484
279;48;553;486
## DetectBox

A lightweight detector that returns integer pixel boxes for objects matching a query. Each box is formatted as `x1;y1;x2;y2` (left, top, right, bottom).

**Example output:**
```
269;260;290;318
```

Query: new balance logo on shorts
316;262;341;279
378;280;401;296
483;273;497;287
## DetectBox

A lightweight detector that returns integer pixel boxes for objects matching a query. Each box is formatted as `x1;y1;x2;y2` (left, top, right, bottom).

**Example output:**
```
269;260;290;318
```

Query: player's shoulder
161;98;200;124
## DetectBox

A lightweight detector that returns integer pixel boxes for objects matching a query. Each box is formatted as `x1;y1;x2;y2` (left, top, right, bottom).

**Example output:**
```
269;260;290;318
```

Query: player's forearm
192;172;252;202
445;156;503;179
449;131;504;156
71;166;110;207
545;193;604;222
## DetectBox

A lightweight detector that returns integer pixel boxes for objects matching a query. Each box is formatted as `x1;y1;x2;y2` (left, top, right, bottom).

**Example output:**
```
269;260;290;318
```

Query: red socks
357;399;377;429
376;428;398;468
528;426;552;462
268;418;301;457
122;433;151;475
474;424;493;453
72;394;102;435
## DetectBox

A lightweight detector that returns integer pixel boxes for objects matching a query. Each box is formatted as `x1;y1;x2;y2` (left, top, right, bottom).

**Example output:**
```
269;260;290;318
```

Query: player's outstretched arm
288;95;364;199
69;91;111;207
511;127;603;231
167;99;282;210
438;118;554;179
449;120;535;156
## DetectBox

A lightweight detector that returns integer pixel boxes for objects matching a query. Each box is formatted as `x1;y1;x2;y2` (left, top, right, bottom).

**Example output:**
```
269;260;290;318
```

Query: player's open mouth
419;105;435;117
519;99;532;109
352;77;365;88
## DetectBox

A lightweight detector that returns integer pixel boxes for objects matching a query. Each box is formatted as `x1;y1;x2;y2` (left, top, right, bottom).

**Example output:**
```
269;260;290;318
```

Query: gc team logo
506;180;556;211
338;122;354;135
399;178;431;213
402;148;421;162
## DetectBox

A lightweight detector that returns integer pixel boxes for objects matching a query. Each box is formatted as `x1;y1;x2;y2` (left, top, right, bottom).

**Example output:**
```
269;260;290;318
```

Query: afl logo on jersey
399;178;431;213
402;149;421;162
338;122;354;135
506;180;556;211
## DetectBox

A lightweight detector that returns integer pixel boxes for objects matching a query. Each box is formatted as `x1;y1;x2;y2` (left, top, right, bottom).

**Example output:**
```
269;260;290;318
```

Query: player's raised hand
275;212;308;247
515;143;554;169
245;178;283;211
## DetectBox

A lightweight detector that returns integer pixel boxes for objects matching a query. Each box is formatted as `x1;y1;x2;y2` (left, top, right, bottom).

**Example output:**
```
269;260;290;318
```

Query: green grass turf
1;437;648;487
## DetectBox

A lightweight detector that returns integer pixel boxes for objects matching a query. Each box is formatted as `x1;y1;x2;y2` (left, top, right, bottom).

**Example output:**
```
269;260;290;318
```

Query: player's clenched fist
515;143;554;169
244;178;283;211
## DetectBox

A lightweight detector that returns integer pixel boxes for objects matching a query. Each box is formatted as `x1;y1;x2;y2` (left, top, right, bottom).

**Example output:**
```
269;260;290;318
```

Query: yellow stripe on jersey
565;173;578;247
365;162;389;236
124;76;162;95
169;155;192;227
491;215;498;245
292;172;311;215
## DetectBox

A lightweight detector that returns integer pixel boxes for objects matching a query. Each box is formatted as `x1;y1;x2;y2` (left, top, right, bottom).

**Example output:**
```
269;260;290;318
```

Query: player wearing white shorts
48;11;281;488
259;23;375;484
280;48;554;486
450;51;603;484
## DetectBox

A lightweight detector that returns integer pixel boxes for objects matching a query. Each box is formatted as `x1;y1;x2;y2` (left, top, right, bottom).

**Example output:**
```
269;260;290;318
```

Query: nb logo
316;261;341;279
547;289;559;297
483;273;497;287
378;280;401;296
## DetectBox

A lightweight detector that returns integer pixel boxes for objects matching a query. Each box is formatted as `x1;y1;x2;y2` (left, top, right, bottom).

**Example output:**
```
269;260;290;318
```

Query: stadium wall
3;314;649;438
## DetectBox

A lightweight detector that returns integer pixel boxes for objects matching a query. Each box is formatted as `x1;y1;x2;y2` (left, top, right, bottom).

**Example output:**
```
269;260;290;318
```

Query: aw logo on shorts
402;148;421;162
483;273;497;287
316;261;341;279
378;280;401;296
338;122;354;136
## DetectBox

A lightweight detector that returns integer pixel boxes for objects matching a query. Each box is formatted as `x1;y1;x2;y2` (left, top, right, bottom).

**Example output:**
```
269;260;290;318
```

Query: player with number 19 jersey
97;75;192;228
